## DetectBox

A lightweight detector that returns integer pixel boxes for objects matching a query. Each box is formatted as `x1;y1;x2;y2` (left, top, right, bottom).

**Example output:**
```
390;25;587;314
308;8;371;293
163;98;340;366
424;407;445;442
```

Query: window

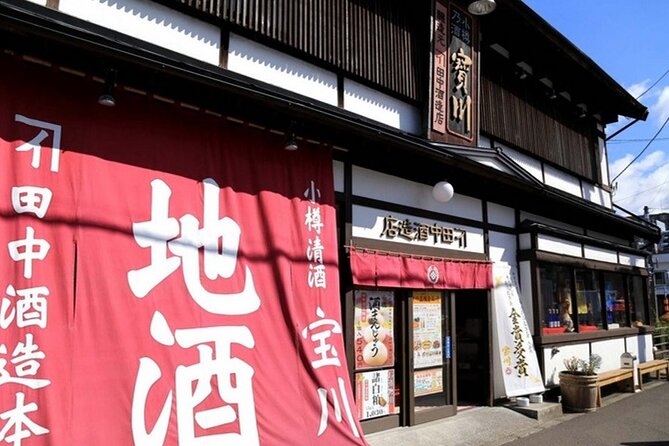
539;264;574;334
602;273;628;328
628;276;648;325
575;269;602;332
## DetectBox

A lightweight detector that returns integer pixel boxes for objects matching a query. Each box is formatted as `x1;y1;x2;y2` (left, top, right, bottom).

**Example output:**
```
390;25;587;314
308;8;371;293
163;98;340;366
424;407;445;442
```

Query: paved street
366;381;669;446
505;382;669;446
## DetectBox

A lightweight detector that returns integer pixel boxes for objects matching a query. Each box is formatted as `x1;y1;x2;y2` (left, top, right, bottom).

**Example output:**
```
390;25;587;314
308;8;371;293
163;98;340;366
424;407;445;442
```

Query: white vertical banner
492;262;545;397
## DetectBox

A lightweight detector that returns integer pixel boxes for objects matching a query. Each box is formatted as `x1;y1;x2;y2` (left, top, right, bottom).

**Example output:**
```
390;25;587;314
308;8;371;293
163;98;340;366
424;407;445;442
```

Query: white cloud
627;80;650;100
611;150;669;214
651;85;669;125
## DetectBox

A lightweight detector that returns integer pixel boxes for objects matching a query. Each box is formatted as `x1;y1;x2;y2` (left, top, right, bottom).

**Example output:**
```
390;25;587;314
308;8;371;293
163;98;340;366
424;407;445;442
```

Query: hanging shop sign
0;54;366;445
355;369;395;420
492;263;545;398
354;291;395;370
380;215;467;249
351;207;485;254
431;1;478;145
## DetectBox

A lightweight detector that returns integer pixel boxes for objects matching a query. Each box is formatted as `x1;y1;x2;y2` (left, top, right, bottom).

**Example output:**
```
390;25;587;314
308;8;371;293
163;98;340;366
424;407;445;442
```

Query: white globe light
432;181;454;203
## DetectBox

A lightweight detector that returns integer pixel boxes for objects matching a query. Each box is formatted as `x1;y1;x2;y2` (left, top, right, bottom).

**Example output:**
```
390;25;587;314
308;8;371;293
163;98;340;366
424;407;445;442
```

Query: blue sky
523;0;669;214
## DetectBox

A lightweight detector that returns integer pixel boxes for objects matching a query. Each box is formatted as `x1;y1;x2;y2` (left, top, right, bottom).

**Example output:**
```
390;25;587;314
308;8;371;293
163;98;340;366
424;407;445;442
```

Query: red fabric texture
0;54;366;445
375;254;402;287
349;249;376;286
349;251;492;290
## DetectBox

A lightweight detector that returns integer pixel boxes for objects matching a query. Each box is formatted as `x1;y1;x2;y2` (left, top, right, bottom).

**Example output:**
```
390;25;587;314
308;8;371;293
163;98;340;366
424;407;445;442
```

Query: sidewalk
365;380;667;446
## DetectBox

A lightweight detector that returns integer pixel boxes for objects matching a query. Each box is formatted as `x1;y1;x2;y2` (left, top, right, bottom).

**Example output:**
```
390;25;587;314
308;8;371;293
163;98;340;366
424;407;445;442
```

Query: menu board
355;369;396;420
413;291;443;368
414;367;444;397
354;290;395;370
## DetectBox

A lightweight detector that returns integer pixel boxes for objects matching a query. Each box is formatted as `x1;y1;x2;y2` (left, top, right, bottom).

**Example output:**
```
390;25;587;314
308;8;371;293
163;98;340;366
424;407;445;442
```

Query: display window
539;264;575;334
603;272;628;328
575;269;603;332
628;276;648;325
538;263;645;334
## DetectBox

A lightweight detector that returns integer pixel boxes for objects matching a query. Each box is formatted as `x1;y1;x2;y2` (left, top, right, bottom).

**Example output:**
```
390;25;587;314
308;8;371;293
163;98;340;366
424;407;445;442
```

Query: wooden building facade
0;0;660;441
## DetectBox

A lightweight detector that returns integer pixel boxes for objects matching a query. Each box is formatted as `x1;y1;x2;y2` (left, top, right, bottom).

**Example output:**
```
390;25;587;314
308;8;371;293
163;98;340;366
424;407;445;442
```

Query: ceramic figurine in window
559;287;574;332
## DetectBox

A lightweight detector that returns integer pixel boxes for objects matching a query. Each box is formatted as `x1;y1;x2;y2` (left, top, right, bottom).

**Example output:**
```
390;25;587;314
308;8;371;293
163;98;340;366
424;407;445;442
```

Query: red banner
0;54;366;445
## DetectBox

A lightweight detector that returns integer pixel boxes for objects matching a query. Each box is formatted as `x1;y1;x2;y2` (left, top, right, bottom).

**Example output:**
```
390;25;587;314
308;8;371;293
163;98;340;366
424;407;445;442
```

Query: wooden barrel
559;372;598;413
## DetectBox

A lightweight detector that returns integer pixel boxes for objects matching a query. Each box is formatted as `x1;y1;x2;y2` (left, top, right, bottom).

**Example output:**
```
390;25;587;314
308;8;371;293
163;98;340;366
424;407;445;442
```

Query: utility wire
608;137;669;144
611;114;669;183
633;68;669;100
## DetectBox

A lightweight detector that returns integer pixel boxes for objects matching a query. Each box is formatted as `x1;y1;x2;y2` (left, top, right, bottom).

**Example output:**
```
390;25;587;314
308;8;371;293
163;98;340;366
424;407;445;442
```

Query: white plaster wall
333;160;344;193
582;183;612;209
637;334;654;362
618;254;645;268
583;245;618;264
352;166;483;222
520;211;584;234
543;343;590;386
537;234;582;257
519;233;532;250
60;0;221;65
228;34;338;106
599;137;610;187
351;205;485;254
470;157;515;175
624;336;640;363
489;232;516;264
519;260;534;334
498;143;543;182
591;338;626;372
343;79;421;134
487;202;515;228
544;164;582;198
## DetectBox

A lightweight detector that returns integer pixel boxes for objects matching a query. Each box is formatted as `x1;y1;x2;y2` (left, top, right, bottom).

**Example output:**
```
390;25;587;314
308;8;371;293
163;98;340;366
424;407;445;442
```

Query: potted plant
559;354;602;413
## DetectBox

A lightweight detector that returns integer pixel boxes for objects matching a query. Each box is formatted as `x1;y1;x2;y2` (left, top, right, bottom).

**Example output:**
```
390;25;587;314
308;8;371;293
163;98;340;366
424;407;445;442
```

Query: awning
350;248;493;290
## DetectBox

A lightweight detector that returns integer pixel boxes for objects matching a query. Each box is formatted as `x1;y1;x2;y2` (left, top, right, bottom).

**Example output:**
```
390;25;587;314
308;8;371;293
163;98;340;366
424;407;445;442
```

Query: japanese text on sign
1;114;61;445
301;180;359;439
380;215;467;248
128;177;261;445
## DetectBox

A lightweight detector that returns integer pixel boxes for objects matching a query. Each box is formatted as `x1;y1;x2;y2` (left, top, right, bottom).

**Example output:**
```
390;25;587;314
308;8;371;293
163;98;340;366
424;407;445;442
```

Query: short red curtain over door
349;248;492;290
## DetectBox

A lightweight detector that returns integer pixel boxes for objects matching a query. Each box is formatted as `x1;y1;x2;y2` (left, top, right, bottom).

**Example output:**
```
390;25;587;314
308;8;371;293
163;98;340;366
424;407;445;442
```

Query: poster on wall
492;262;545;397
414;367;444;397
0;53;367;445
354;290;395;370
413;291;443;368
355;370;395;420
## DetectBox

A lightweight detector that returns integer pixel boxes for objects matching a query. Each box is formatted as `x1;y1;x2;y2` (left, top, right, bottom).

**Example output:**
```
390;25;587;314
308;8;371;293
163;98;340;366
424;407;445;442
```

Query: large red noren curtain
350;248;492;290
0;54;367;445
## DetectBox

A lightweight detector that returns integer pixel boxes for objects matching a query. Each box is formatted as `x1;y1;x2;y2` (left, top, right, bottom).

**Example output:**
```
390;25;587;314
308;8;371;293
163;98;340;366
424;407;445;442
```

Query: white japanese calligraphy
301;307;341;369
1;285;48;329
0;335;50;390
0;392;49;445
304;206;323;234
316;378;359;438
14;114;62;173
127;178;260;315
7;227;50;280
11;187;53;219
132;311;259;446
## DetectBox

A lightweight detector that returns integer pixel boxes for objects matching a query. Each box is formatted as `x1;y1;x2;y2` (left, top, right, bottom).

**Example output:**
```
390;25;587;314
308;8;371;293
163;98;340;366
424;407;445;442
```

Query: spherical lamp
432;181;454;203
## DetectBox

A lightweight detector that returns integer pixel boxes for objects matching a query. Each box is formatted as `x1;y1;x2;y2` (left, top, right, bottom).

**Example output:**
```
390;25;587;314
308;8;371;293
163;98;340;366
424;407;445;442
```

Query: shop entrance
455;290;491;407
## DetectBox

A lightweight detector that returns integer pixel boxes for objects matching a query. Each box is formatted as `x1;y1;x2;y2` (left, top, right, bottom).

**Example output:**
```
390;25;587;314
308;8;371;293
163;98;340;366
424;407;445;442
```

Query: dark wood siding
170;0;423;101
480;62;598;181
